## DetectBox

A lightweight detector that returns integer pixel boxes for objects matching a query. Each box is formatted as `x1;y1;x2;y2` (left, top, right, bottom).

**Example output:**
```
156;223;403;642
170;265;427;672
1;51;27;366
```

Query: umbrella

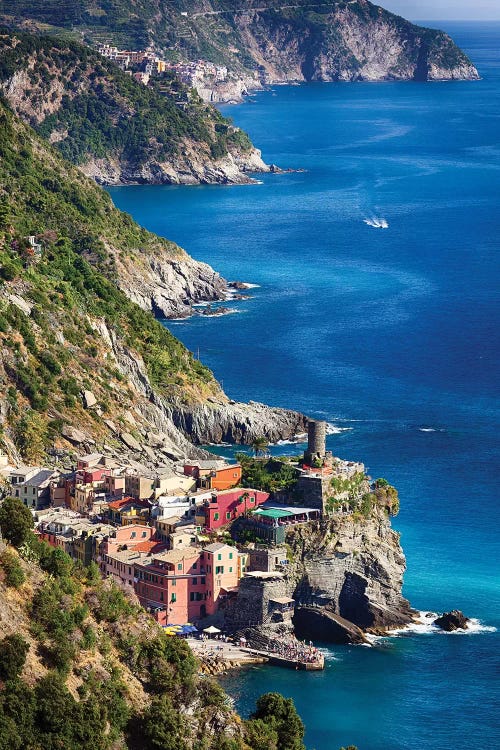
203;625;221;635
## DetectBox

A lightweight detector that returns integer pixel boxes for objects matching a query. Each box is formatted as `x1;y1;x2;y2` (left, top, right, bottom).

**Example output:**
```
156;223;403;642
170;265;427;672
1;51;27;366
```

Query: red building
196;488;269;531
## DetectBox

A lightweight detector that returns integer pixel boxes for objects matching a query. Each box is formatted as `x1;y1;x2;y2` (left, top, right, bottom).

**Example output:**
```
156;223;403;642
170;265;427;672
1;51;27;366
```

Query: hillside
0;529;306;750
0;30;268;185
0;100;305;465
1;0;479;82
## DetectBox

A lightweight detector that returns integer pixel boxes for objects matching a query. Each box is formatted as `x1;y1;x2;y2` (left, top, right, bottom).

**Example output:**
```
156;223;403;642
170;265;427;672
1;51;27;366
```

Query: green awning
252;508;294;519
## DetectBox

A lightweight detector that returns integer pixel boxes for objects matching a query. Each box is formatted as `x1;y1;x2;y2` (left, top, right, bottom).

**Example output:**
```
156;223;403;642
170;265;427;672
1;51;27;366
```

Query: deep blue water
108;22;499;750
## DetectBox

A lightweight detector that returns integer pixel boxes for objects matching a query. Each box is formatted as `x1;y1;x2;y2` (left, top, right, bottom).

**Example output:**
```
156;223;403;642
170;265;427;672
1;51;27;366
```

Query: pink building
203;542;239;615
196;488;269;531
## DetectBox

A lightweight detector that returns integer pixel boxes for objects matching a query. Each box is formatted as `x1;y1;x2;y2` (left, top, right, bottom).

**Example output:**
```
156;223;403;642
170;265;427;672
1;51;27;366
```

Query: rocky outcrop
114;249;229;320
80;139;269;186
287;507;415;635
168;400;308;445
434;610;470;632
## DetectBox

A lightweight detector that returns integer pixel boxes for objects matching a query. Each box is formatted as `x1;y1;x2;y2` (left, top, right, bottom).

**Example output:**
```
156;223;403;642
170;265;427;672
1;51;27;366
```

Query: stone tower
303;420;327;466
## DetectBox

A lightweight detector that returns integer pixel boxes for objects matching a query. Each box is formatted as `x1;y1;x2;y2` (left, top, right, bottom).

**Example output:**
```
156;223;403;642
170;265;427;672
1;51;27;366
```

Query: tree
251;436;269;457
141;695;187;750
251;693;305;750
0;634;29;681
244;718;279;750
0;496;34;547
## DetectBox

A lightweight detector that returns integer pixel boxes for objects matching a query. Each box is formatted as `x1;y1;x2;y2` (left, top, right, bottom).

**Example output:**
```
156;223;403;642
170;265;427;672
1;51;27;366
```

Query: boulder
434;610;470;632
83;390;97;409
61;425;88;444
104;419;117;433
120;432;142;452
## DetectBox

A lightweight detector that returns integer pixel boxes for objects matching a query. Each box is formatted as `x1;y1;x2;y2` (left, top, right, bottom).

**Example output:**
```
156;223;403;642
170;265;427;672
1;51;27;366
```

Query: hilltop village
96;42;255;103
0;421;381;665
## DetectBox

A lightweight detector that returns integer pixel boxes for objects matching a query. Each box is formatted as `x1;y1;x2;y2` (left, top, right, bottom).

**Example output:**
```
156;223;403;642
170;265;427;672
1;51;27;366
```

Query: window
142;531;147;537
229;567;233;573
217;553;222;561
171;593;176;603
214;512;219;521
192;578;198;585
172;579;176;586
215;565;224;575
229;552;233;560
250;498;255;504
193;562;197;569
226;512;231;520
178;563;182;570
131;531;136;538
201;577;206;584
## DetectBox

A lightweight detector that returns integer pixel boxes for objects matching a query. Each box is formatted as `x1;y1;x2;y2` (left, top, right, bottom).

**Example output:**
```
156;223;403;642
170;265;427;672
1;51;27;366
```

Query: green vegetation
236;453;299;493
0;496;34;547
0;634;29;682
247;692;305;750
0;97;223;457
0;31;253;172
0;539;308;750
0;549;26;588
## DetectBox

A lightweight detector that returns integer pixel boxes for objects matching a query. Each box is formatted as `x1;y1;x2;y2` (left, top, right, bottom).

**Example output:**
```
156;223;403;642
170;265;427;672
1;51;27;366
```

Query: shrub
0;549;25;588
0;634;29;681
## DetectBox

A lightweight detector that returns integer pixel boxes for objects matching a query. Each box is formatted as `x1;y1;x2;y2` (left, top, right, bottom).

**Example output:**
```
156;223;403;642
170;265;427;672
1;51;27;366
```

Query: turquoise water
108;22;499;750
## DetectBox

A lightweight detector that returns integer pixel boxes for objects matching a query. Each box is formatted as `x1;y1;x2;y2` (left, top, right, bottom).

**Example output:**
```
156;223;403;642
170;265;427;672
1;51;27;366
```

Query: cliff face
0;32;268;186
225;1;480;83
288;505;414;634
3;1;479;86
169;400;308;445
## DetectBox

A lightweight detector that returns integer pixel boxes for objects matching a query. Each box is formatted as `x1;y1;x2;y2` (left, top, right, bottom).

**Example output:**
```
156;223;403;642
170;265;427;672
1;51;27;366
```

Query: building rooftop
204;542;233;553
19;469;57;488
252;508;293;520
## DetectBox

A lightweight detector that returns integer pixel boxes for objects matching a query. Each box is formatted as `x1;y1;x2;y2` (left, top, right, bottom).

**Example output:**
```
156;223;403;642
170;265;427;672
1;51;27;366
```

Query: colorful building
203;542;239;615
196;488;269;531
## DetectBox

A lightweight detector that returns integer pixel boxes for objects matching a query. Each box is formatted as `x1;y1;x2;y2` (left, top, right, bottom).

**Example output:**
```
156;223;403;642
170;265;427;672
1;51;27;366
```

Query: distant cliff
0;32;268;185
3;1;479;83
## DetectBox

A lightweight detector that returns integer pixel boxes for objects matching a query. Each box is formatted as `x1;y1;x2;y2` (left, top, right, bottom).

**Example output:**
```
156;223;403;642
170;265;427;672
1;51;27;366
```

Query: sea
108;21;499;750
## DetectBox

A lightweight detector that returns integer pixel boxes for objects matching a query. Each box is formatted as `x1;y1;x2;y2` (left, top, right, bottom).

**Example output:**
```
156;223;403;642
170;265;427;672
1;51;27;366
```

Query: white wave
388;611;497;637
418;427;446;433
363;216;389;229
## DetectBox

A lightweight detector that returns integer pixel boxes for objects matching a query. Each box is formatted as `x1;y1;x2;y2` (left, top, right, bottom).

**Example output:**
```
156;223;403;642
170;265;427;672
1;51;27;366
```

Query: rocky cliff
0;100;303;467
0;32;268;186
169;400;308;445
288;505;414;637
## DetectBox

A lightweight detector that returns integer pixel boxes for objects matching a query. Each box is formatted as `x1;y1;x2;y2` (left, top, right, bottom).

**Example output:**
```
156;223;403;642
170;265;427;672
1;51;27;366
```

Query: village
0;421;367;671
96;42;233;96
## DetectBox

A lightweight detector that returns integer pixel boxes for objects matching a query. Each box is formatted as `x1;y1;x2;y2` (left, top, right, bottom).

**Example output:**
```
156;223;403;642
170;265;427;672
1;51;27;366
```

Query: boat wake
326;422;353;435
364;217;389;229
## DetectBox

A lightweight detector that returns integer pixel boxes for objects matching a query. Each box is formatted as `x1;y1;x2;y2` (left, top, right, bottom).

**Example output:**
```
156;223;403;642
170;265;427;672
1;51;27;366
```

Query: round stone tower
304;420;327;466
